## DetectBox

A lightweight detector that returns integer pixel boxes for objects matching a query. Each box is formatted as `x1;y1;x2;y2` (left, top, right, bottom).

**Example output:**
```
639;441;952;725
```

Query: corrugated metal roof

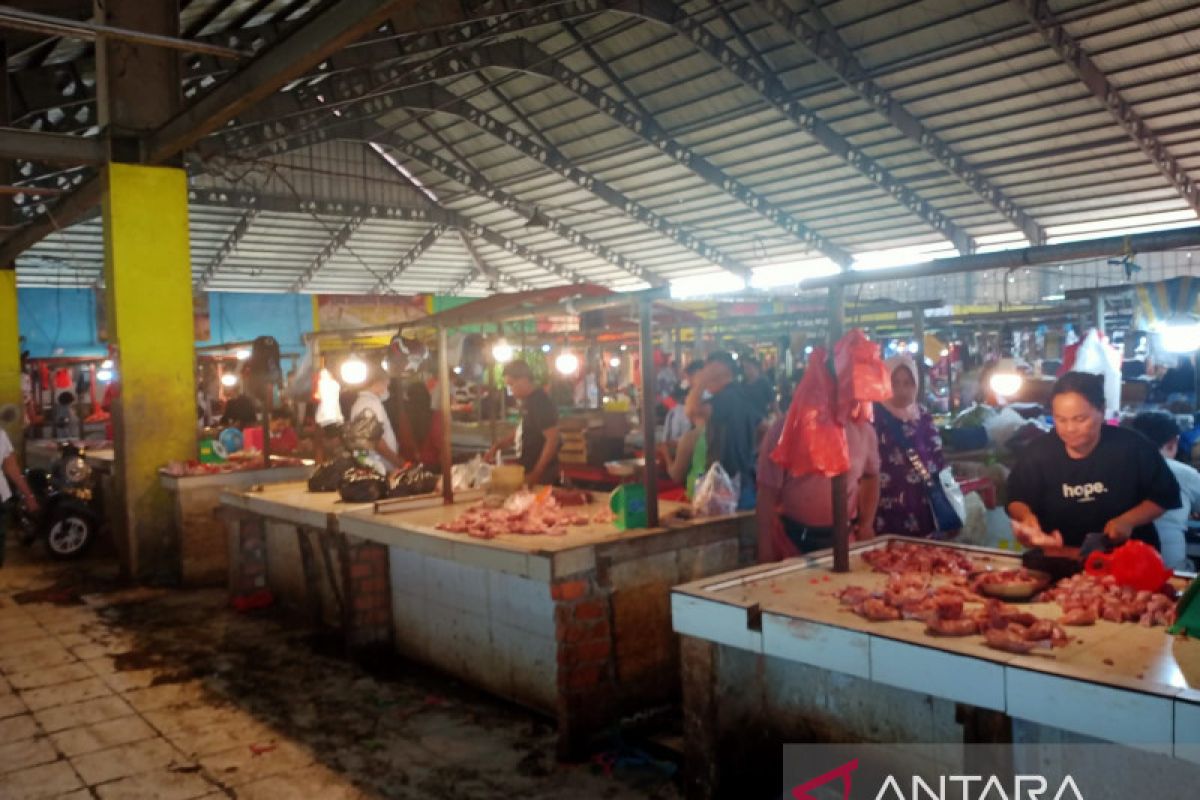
6;0;1200;300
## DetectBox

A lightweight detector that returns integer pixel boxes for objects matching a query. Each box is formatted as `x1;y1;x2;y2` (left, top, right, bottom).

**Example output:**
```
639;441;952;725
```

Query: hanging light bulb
340;355;368;385
541;344;552;353
492;339;514;364
96;369;114;383
989;358;1024;398
235;349;251;361
609;357;621;369
220;372;239;388
555;352;580;376
101;359;114;369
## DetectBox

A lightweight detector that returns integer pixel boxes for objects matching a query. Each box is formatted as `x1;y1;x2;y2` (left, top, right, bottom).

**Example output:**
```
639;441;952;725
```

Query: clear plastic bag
692;461;740;517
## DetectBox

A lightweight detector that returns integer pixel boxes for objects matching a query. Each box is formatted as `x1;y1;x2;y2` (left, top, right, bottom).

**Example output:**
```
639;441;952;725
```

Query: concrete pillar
0;271;19;448
0;40;21;450
103;163;196;580
94;0;191;581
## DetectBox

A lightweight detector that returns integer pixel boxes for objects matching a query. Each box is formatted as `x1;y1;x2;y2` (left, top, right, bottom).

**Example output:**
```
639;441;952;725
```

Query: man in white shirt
348;367;403;476
1131;412;1200;570
1;429;40;566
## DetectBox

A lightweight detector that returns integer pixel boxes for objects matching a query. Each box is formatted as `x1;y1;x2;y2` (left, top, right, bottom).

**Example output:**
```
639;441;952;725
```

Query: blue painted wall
17;288;312;358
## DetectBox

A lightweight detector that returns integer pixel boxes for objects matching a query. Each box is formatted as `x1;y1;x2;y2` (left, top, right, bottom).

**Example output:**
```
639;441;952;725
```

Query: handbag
880;410;963;536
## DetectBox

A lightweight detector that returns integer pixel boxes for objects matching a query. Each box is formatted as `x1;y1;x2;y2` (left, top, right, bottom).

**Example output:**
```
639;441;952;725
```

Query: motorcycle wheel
46;510;94;559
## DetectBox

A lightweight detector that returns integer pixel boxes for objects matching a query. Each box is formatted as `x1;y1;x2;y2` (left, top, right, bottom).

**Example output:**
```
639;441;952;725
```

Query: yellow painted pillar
102;163;196;581
0;270;20;450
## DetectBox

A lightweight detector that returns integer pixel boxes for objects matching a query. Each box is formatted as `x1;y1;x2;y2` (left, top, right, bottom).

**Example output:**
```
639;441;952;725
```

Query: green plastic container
609;483;648;531
198;439;225;464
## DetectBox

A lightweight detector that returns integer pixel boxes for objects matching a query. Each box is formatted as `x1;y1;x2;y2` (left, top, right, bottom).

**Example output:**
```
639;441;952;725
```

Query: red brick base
342;535;392;650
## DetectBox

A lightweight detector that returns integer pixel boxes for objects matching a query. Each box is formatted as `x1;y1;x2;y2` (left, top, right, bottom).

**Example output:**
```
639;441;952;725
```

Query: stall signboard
316;294;431;331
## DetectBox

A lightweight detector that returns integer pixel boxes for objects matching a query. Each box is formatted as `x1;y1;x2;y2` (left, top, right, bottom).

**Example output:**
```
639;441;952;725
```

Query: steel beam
458;228;499;292
614;0;975;256
372;129;662;286
0;128;105;165
290;216;365;292
0;4;248;59
369;222;448;293
394;38;852;266
0;0;419;263
1011;0;1200;217
144;0;417;163
195;209;258;289
752;0;1045;248
225;83;753;278
798;226;1200;289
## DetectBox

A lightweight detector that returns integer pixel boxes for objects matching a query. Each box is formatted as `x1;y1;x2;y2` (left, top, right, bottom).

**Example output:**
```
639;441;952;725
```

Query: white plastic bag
692;462;740;517
939;467;966;523
1072;329;1122;416
983;406;1026;448
315;368;344;427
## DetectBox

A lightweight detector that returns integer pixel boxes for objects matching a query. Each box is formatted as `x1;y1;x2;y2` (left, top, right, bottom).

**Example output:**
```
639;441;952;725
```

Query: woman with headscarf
873;353;951;537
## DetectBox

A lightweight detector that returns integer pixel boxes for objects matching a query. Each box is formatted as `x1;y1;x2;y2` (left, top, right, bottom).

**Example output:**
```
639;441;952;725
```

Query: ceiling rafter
559;18;650;118
397;38;853;266
218;81;754;278
290;215;366;292
459;228;501;292
195;208;258;289
0;0;421;267
379;118;662;286
1009;0;1200;218
749;0;1045;248
369;222;448;294
610;0;977;256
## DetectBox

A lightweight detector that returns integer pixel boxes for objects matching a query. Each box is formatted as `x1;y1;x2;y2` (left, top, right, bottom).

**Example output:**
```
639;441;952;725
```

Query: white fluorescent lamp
907;341;919;354
491;339;515;364
1156;316;1200;354
340;356;368;385
555;352;580;376
96;369;114;382
100;359;113;369
1041;294;1066;302
235;349;251;361
220;372;239;388
989;358;1024;398
669;272;746;299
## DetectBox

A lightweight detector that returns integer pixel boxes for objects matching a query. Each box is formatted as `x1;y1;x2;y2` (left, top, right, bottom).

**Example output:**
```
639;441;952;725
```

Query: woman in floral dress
873;354;948;537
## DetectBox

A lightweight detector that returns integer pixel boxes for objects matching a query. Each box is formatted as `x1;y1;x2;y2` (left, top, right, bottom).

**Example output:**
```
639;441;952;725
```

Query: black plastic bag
307;456;356;492
337;466;387;504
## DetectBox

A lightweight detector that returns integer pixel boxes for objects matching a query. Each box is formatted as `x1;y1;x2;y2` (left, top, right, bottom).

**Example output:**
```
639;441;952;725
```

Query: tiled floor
0;546;679;799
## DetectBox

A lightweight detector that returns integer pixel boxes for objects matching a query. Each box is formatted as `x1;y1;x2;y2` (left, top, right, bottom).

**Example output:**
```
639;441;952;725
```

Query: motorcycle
15;443;101;559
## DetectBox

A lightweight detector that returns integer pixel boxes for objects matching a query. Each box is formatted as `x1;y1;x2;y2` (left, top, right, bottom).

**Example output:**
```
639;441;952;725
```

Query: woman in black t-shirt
1007;372;1180;550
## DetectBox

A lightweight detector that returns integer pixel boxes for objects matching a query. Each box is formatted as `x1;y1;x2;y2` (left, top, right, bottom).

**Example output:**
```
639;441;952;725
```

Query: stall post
1092;291;1106;335
914;305;927;401
438;326;454;505
828;286;850;573
638;298;660;528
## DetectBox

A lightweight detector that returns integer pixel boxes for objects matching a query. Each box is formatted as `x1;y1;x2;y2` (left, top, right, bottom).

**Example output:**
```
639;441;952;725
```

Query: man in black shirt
1007;371;1179;550
488;361;560;486
685;351;763;510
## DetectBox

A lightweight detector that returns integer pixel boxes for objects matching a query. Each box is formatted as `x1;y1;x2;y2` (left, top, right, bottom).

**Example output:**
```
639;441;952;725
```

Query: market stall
161;459;312;586
671;537;1200;798
217;285;759;755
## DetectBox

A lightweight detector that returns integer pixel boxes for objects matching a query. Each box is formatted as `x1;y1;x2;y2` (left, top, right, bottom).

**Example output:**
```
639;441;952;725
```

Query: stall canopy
1135;277;1200;328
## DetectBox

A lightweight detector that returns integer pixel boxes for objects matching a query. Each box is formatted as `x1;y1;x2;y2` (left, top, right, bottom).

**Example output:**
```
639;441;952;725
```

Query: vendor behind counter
1007;371;1180;551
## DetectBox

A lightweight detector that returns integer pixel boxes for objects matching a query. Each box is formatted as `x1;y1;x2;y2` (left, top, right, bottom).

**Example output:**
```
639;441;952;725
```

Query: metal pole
438;326;454;505
1093;292;1106;335
638;298;660;528
914;306;927;402
828;286;850;573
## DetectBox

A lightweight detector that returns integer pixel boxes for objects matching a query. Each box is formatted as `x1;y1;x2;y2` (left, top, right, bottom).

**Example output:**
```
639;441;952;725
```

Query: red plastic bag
834;329;891;423
770;349;850;477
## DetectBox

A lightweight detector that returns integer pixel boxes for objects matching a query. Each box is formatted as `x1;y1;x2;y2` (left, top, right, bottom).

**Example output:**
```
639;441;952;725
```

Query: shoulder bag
880;410;963;537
